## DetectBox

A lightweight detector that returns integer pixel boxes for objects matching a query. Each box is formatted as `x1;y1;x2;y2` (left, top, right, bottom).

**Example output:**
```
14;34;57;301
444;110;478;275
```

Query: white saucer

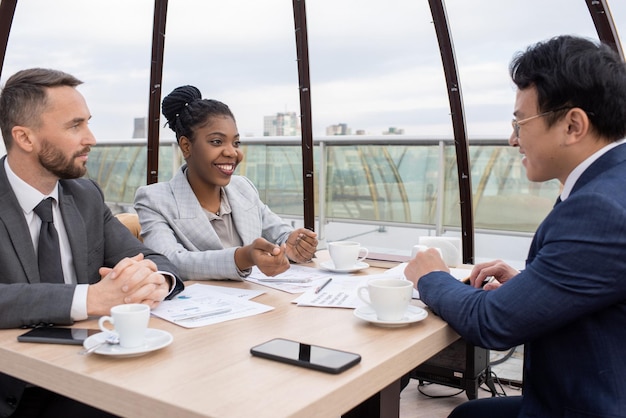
353;305;428;328
83;328;173;358
319;260;369;273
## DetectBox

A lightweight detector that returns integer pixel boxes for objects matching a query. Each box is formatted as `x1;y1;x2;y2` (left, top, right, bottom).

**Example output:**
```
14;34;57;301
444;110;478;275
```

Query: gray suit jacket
134;166;294;280
0;156;183;416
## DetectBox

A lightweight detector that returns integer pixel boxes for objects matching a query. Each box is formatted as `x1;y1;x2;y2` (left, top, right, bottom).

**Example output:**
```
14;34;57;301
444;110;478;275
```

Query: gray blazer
134;166;294;281
0;155;183;416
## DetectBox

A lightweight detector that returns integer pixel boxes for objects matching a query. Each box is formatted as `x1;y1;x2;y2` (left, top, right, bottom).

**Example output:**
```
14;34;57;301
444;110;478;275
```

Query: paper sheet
292;276;372;308
151;284;274;328
189;284;265;300
245;265;332;294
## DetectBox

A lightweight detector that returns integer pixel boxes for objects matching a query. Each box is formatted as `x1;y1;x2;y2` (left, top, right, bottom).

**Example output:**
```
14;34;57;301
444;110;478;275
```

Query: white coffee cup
328;241;369;270
418;236;462;267
357;278;413;321
98;304;150;348
411;244;443;259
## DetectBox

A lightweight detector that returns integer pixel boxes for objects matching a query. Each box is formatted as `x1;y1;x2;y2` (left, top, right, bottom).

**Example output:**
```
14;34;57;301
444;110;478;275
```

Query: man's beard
39;140;89;179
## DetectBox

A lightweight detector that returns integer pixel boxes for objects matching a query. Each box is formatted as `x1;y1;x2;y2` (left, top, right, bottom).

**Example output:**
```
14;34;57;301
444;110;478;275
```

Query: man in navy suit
0;68;183;416
405;35;626;417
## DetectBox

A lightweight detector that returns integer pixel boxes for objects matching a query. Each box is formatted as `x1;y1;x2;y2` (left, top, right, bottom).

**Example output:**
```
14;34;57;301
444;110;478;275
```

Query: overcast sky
1;0;625;141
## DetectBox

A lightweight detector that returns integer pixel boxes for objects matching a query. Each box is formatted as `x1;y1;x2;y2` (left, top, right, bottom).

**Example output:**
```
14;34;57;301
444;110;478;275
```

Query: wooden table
0;261;459;418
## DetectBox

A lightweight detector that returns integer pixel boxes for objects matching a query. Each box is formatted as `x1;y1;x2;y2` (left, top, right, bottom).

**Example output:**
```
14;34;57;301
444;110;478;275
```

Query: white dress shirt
560;138;626;201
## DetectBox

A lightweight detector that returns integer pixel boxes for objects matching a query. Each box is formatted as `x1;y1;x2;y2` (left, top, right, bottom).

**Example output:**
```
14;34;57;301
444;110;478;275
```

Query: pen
462;276;495;287
315;277;333;294
482;276;496;287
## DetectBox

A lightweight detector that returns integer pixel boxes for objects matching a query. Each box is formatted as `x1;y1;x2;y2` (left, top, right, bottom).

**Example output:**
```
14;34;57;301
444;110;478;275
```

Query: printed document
151;284;273;328
292;275;373;308
246;265;332;294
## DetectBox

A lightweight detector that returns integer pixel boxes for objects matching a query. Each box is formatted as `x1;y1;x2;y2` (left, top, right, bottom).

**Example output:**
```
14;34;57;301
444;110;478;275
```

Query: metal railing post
318;140;327;245
436;140;445;236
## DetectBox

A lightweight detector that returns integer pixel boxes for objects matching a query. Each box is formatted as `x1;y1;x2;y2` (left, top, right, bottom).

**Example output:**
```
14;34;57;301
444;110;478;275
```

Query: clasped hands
405;251;518;291
87;253;169;316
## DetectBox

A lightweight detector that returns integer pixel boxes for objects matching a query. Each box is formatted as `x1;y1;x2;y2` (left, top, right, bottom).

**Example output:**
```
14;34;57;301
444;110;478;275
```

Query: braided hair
161;85;235;142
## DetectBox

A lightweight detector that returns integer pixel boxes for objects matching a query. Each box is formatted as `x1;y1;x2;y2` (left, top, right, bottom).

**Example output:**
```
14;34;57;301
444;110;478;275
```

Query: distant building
263;112;300;136
326;123;351;135
383;127;405;135
133;117;147;138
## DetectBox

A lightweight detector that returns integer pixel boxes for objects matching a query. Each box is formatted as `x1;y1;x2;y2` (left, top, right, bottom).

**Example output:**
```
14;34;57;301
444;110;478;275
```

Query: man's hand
468;260;519;290
87;254;169;316
285;228;318;263
404;248;449;288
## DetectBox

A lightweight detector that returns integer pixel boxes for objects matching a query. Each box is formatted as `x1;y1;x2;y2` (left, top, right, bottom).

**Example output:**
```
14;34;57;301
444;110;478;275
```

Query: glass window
3;0;624;262
2;0;154;141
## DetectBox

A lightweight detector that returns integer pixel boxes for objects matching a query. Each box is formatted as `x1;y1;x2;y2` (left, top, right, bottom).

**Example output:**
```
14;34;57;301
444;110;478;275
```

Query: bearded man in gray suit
0;68;183;417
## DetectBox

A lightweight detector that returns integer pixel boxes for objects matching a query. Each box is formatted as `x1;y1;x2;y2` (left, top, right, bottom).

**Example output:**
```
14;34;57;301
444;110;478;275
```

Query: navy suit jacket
419;144;626;417
0;155;183;416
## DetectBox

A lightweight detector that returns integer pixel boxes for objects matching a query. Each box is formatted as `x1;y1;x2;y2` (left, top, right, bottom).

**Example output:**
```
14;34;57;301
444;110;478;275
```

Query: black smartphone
250;338;361;374
17;327;100;345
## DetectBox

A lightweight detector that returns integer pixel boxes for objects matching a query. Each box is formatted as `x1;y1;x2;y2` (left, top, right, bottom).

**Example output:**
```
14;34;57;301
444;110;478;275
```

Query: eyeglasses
511;107;571;139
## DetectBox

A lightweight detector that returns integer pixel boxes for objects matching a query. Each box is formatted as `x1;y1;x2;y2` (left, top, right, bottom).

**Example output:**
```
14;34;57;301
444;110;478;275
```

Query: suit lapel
571;143;626;195
170;169;223;249
58;183;89;283
0;156;40;283
529;144;626;266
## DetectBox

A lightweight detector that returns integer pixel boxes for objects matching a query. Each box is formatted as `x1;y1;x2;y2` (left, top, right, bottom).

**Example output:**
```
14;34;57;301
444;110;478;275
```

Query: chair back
115;213;143;242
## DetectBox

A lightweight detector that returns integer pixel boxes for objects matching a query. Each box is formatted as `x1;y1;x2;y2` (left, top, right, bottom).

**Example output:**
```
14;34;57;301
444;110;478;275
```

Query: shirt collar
205;188;232;220
4;158;59;214
560;138;626;201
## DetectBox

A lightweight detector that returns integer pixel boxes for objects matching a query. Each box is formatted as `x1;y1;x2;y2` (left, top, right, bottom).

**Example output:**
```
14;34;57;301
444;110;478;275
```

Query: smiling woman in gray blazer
135;85;317;281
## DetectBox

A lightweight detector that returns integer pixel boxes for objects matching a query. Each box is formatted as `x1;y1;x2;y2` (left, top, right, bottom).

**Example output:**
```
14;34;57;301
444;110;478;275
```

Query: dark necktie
33;197;64;283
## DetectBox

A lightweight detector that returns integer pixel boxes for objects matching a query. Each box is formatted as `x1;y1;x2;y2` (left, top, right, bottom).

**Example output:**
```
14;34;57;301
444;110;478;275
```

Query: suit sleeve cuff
158;271;184;299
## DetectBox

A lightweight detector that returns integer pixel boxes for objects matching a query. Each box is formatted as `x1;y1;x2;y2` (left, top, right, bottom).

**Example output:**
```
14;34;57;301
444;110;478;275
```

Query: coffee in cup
357;278;413;321
328;241;368;270
98;303;150;348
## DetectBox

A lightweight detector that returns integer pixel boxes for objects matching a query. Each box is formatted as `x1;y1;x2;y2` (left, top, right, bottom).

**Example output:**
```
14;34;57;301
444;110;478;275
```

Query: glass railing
85;136;560;255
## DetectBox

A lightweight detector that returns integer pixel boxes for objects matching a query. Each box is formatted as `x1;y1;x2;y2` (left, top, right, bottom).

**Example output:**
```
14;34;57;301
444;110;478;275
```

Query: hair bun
162;85;202;130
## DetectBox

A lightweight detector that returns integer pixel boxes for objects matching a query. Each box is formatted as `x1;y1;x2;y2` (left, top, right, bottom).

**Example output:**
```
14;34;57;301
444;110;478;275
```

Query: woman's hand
285;228;318;263
235;238;290;276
